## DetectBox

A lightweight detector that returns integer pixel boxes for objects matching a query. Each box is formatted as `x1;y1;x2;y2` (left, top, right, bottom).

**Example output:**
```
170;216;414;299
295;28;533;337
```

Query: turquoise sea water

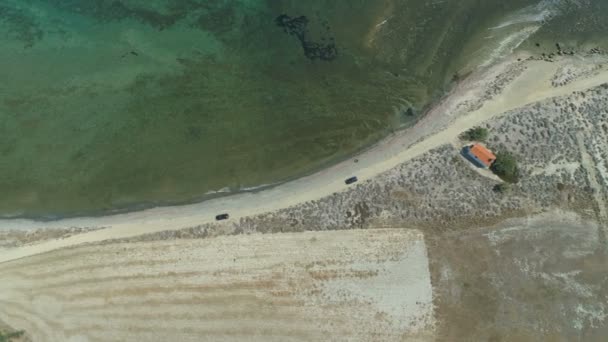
0;0;607;217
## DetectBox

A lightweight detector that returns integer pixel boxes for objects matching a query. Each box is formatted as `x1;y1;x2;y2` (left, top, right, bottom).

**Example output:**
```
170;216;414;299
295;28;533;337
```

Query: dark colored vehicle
345;176;358;185
215;213;229;221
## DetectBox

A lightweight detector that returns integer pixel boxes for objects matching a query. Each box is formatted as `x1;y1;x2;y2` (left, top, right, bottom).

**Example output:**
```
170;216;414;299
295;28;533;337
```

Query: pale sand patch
0;228;434;342
530;162;581;177
1;55;607;263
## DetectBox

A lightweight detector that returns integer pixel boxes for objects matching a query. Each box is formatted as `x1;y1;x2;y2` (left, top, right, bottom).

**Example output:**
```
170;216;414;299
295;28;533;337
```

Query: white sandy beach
1;54;607;263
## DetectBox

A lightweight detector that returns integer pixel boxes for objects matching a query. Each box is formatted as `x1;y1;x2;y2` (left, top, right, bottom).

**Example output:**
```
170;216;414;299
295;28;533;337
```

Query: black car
215;213;229;221
345;176;358;185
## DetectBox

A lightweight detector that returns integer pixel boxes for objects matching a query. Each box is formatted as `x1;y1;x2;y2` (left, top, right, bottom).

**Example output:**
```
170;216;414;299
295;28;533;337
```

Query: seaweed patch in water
275;14;337;61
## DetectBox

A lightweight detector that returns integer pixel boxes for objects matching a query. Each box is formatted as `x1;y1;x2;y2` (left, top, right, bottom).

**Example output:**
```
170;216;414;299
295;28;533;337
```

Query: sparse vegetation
493;183;511;193
490;151;520;183
0;330;24;342
460;127;489;141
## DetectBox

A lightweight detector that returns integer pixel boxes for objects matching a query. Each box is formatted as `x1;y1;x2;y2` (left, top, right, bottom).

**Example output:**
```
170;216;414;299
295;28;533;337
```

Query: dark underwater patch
275;14;337;61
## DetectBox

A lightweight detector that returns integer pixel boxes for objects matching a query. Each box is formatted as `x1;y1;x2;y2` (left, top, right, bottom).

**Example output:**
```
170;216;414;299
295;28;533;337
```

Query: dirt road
0;229;434;342
1;56;607;263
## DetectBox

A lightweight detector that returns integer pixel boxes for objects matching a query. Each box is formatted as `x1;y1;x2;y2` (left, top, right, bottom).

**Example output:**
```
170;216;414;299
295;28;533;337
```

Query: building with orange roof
463;143;496;168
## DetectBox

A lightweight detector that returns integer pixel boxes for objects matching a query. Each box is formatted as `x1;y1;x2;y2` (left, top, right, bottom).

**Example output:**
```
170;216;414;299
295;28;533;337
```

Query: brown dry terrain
0;229;434;342
430;211;608;342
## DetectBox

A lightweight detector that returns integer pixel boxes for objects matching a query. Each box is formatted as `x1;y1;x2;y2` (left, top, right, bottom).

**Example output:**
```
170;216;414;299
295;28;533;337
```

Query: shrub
0;330;25;342
493;183;511;193
491;151;520;183
460;127;489;141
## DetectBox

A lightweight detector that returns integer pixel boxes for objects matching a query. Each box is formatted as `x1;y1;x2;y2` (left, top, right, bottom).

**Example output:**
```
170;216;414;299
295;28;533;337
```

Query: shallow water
0;0;606;217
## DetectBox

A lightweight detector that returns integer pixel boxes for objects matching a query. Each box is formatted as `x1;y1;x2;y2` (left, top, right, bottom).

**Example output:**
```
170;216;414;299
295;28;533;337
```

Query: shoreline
1;52;607;263
0;70;460;223
0;131;387;222
2;3;596;222
0;93;436;222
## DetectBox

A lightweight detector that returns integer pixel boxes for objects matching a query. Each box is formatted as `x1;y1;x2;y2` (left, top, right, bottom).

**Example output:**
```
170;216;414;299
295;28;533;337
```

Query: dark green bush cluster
493;183;511;193
491;151;520;183
460;127;489;141
0;330;24;342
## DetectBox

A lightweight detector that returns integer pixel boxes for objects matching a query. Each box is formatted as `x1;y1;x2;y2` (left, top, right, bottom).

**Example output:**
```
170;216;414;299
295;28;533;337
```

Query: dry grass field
0;229;434;342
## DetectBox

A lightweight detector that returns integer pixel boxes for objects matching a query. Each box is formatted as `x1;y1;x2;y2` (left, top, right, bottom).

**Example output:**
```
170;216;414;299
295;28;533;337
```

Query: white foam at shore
480;0;566;68
490;0;559;30
479;26;541;68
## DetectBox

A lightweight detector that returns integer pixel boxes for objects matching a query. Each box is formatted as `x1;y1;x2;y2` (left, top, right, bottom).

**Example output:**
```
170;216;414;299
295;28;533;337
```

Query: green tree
460;127;489;141
491;151;520;183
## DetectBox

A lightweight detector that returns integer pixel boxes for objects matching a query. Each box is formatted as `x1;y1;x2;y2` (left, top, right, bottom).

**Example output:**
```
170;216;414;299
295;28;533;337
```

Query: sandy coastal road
1;56;607;263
